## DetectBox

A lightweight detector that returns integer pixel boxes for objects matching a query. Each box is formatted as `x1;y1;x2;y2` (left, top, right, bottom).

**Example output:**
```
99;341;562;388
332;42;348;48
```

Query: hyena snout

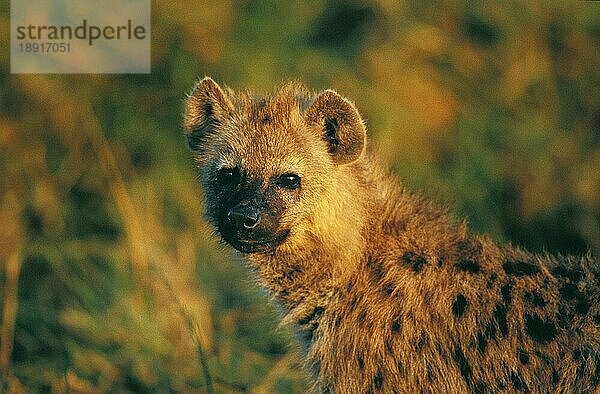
227;202;260;230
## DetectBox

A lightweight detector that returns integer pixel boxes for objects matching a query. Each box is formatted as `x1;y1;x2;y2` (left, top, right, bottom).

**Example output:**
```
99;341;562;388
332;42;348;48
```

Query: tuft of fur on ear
305;90;366;165
184;77;233;151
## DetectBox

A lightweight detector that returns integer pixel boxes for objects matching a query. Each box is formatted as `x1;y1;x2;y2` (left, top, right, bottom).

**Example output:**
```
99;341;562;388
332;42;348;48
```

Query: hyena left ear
184;77;234;151
305;90;366;165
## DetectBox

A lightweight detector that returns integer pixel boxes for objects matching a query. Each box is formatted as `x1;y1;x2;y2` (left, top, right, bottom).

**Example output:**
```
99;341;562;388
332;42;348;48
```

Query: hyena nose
228;204;260;230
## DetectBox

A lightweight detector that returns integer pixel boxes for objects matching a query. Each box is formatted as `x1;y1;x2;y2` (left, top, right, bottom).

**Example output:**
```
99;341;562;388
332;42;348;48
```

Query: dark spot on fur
283;265;302;280
509;372;527;390
334;315;342;329
454;347;472;384
572;348;582;360
397;359;405;377
501;282;512;305
416;333;425;352
456;260;481;273
518;349;530;365
391;317;402;333
426;365;434;381
524;291;547;308
452;294;468;318
493;304;509;337
560;282;579;300
298;306;325;326
594;314;600;325
423;290;432;305
525;314;557;344
348;295;358;312
474;381;488;394
303;328;315;343
367;256;385;281
552;265;583;282
357;310;367;325
552;369;559;386
575;298;591;316
357;354;364;369
373;368;384;390
477;332;488;353
437;255;445;267
346;279;354;293
279;289;289;298
402;251;427;272
594;354;600;386
385;339;393;354
382;282;396;296
560;282;591;315
503;260;540;276
486;273;498;289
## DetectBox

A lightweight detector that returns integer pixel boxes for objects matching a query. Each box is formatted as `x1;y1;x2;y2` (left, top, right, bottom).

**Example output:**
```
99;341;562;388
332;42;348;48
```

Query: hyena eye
216;167;241;186
278;173;301;190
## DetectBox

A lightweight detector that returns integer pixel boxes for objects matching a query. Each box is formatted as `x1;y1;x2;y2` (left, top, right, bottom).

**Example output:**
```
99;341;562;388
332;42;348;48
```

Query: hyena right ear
305;90;366;165
184;77;234;151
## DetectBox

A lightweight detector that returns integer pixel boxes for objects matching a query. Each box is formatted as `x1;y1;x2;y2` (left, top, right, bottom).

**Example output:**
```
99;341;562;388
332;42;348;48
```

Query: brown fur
184;78;600;393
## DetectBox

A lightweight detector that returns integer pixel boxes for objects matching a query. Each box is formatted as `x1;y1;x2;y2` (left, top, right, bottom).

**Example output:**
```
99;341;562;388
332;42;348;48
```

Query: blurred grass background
1;0;599;392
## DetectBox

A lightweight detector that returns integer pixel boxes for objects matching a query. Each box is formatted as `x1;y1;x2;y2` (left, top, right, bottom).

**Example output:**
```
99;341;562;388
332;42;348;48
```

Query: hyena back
184;77;600;393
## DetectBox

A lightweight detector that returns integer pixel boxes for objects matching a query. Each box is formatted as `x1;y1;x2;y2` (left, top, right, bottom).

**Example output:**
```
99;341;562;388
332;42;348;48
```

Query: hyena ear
184;77;234;151
305;90;366;165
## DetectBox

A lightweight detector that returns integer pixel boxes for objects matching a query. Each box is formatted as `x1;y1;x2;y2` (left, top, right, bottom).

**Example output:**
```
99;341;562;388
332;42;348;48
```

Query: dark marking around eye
216;166;241;185
456;260;481;273
503;260;540;276
278;173;301;189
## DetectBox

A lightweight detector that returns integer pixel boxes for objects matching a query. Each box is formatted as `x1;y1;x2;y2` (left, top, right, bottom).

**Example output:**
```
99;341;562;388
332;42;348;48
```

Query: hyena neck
249;161;372;323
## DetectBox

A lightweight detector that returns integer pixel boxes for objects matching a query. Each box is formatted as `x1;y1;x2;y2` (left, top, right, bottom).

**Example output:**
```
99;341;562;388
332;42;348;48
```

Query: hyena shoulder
184;78;600;393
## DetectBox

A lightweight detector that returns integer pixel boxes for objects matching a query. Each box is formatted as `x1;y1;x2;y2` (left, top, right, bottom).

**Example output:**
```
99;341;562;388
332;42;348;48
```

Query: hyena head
184;77;366;254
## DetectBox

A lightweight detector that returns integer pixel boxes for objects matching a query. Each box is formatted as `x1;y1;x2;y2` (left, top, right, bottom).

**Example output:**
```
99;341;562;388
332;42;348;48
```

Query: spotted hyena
184;77;600;393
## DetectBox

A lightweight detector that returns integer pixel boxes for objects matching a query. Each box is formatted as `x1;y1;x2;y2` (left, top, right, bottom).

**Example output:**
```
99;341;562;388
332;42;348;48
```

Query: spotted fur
185;78;600;393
